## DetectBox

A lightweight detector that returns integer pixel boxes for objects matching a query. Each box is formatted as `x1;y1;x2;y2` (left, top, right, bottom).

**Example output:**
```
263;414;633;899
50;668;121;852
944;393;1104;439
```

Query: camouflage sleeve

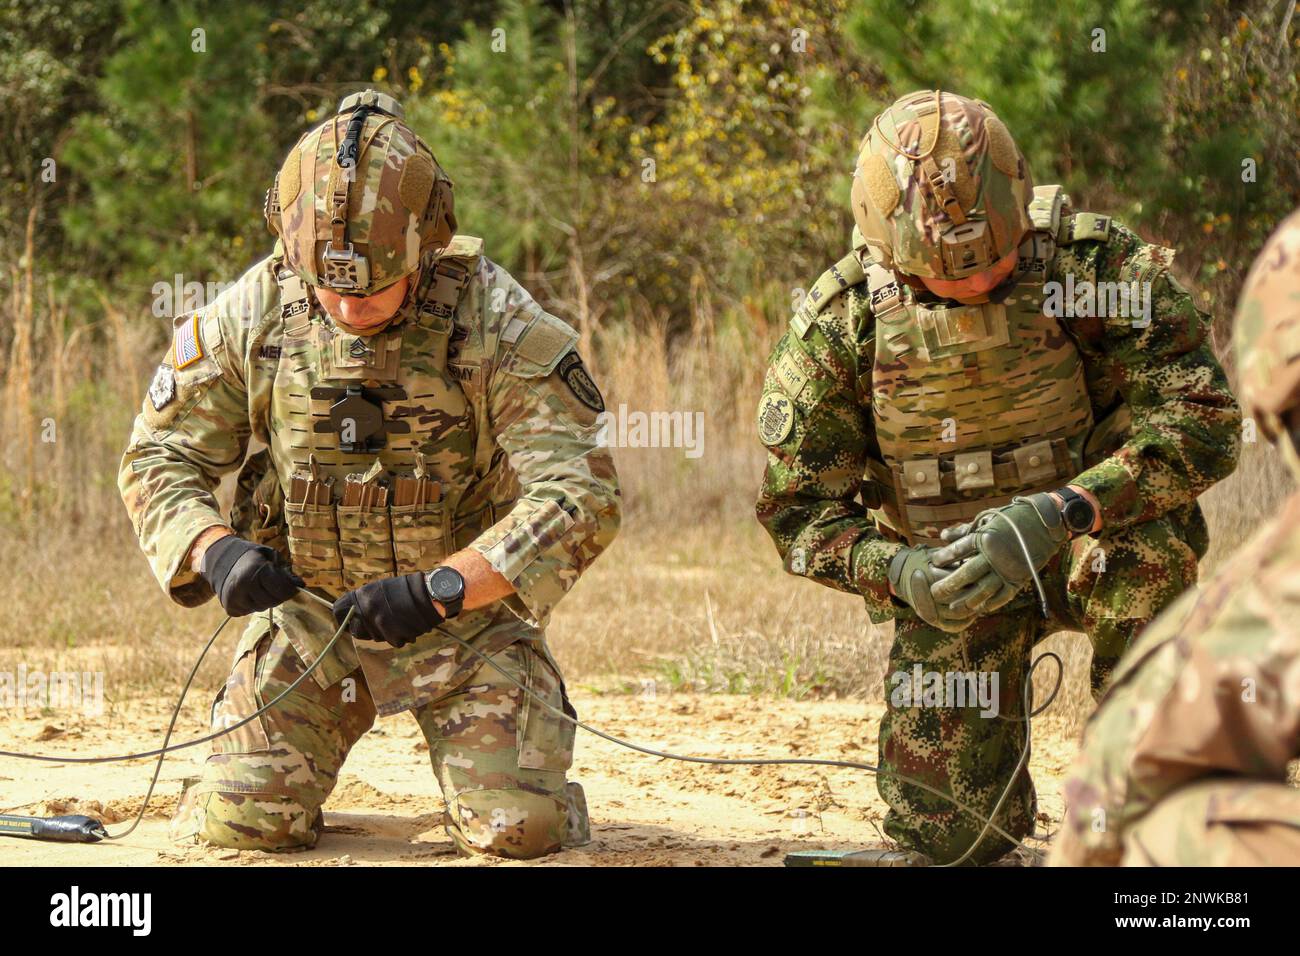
467;269;621;629
1051;502;1300;866
754;291;901;618
117;261;273;607
1062;223;1241;528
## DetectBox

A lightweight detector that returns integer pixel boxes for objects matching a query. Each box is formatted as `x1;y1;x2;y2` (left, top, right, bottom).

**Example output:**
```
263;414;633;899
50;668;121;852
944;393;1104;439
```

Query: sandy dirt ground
0;691;1076;867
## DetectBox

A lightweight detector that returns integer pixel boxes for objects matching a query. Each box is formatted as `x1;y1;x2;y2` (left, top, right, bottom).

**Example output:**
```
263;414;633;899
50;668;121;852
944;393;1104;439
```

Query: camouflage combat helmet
1233;209;1300;473
265;89;456;294
851;90;1033;280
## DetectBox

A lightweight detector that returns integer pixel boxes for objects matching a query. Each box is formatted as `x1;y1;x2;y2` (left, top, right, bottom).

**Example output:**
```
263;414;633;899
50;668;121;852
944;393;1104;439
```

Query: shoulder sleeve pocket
501;311;579;378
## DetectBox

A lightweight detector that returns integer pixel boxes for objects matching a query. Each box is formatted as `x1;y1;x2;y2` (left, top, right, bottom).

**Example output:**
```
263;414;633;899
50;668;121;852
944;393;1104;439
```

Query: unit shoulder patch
757;391;795;446
518;317;574;366
556;351;604;412
1119;243;1177;287
148;364;176;410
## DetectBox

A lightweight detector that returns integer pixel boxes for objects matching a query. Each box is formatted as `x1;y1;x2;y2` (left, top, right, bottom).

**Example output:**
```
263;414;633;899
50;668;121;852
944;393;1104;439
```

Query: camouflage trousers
171;626;579;859
879;512;1201;866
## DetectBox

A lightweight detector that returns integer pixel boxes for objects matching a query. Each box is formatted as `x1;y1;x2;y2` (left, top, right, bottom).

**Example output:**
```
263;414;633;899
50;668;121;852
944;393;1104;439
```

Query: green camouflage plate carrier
121;236;621;857
757;188;1240;865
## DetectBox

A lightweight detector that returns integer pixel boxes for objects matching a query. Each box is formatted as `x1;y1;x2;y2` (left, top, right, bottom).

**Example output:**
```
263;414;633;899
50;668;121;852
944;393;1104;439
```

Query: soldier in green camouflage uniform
119;91;621;858
1051;210;1300;866
756;91;1240;865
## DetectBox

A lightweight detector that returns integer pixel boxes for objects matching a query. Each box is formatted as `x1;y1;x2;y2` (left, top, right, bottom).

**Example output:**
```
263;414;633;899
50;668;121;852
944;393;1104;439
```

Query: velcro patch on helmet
933;125;978;210
399;154;435;217
278;148;303;208
985;117;1020;178
859;154;899;218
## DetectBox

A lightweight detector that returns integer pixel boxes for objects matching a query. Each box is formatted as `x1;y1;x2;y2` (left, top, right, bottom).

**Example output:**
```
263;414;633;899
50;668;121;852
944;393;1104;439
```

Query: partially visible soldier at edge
1051;210;1300;867
118;90;621;858
755;90;1240;866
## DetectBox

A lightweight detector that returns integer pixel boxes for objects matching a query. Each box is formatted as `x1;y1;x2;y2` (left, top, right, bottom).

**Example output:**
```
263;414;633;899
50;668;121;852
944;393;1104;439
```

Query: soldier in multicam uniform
755;90;1240;866
119;91;621;858
1051;210;1300;867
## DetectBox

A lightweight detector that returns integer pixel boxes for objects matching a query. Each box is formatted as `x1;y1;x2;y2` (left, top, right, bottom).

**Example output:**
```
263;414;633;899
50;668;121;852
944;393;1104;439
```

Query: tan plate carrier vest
795;186;1116;546
254;235;511;595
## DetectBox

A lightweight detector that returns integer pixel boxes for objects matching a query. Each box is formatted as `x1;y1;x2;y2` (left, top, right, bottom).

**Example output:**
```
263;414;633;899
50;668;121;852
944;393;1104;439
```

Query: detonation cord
425;611;1062;868
0;608;352;842
962;500;1053;620
2;579;1060;866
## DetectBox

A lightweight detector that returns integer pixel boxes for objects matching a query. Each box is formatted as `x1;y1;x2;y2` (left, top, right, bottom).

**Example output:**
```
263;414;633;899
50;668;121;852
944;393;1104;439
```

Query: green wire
5;585;1055;865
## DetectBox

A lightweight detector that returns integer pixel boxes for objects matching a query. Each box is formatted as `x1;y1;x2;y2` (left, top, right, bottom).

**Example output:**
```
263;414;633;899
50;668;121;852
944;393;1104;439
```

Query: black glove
332;572;443;648
200;535;304;616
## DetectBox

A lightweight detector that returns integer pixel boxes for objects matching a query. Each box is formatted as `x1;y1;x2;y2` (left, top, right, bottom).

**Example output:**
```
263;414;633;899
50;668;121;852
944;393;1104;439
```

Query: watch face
429;567;464;601
1062;498;1094;532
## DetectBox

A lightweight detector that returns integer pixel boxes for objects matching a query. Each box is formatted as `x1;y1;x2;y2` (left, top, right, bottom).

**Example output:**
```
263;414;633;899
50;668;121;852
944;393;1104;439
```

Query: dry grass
0;524;230;698
0;262;1292;742
1200;436;1296;572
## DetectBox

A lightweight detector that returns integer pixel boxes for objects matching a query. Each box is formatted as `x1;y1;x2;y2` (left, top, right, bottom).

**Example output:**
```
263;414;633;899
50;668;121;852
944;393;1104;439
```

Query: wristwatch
424;566;466;619
1056;486;1097;536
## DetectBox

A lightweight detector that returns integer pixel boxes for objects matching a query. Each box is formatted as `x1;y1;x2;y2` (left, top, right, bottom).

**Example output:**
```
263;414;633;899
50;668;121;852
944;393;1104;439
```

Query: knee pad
172;787;322;852
447;788;568;860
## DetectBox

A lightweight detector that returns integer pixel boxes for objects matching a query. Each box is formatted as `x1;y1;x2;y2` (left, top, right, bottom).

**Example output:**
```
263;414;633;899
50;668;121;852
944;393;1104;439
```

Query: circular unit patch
757;391;796;446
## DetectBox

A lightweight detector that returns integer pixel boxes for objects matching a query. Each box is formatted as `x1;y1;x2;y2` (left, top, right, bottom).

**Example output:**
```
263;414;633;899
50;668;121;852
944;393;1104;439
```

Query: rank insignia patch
148;365;176;410
757;391;795;446
172;313;204;369
557;352;605;413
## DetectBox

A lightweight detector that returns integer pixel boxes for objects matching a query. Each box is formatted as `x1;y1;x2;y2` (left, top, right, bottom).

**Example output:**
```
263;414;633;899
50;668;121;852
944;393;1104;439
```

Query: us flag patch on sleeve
172;312;204;369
